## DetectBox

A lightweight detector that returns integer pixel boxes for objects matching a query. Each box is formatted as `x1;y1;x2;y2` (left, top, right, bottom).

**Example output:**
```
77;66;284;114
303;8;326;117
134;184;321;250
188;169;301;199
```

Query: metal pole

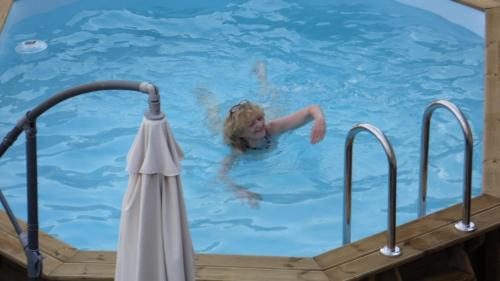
417;100;476;232
342;136;353;245
25;120;42;280
418;115;431;218
0;124;25;235
26;80;163;121
0;189;23;235
0;120;31;265
462;140;473;225
342;124;400;257
386;145;398;254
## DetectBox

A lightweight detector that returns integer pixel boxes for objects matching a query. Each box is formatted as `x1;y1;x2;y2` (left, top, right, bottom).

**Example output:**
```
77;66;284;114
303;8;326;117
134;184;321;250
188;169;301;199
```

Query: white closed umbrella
115;116;195;281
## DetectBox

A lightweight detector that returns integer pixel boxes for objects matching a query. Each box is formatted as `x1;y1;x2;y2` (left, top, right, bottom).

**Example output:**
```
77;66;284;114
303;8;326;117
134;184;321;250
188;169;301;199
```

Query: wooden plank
484;7;500;198
486;7;500;76
315;195;500;270
48;262;115;280
0;228;63;277
0;228;27;269
448;247;475;276
482;231;498;281
370;268;402;281
323;203;500;281
0;255;27;281
65;251;116;264
405;248;456;275
418;271;475;281
49;263;328;281
324;246;422;281
196;267;329;281
454;0;500;10
196;254;322;270
0;211;78;262
65;251;322;270
0;0;12;33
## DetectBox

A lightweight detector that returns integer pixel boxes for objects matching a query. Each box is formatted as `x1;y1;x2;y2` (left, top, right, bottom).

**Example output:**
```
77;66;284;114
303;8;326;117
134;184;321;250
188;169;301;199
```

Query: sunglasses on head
229;99;250;115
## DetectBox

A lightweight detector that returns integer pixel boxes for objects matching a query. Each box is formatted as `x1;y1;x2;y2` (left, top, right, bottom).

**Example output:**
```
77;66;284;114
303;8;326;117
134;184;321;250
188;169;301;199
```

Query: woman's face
240;115;266;140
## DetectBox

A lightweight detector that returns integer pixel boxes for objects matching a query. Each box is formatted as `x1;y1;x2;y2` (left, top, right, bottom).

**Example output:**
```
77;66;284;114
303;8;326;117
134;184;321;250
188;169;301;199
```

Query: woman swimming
220;100;326;207
223;100;325;151
196;61;326;207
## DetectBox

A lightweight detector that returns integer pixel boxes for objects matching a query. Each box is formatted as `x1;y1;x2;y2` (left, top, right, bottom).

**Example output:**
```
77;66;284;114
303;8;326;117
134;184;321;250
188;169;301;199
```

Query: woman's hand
234;185;262;209
310;118;326;144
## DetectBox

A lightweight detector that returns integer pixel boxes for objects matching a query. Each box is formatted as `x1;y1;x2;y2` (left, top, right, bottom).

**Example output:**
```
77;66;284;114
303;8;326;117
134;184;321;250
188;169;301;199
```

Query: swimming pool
0;0;484;256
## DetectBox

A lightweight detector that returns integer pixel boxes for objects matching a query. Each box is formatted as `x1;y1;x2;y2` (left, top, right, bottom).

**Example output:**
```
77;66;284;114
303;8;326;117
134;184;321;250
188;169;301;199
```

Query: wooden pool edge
0;0;13;33
0;206;327;281
454;0;500;10
2;194;500;281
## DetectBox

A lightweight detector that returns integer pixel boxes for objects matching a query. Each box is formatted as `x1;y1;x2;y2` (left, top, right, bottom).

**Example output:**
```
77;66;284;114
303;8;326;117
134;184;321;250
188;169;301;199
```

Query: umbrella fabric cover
115;117;195;281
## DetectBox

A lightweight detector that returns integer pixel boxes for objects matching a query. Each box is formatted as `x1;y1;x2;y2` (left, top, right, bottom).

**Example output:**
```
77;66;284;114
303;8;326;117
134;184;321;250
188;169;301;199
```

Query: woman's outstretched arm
195;87;224;134
218;152;262;208
266;104;326;143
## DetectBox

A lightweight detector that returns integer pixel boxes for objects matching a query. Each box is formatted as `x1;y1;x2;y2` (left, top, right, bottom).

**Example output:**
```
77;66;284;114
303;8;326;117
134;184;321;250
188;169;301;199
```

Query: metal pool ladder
343;123;401;257
418;100;476;232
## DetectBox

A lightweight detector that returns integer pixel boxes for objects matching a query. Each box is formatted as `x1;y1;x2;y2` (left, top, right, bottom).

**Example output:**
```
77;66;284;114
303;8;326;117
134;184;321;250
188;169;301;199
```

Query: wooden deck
316;194;500;280
0;208;328;281
454;0;500;10
2;194;500;281
0;0;13;33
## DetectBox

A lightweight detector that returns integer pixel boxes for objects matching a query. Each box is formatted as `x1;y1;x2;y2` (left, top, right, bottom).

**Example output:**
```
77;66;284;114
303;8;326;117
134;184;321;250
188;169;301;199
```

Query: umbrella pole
25;120;42;281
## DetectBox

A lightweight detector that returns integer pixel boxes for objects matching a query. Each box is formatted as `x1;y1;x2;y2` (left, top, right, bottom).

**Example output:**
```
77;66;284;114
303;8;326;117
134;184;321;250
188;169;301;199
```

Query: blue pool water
0;0;484;256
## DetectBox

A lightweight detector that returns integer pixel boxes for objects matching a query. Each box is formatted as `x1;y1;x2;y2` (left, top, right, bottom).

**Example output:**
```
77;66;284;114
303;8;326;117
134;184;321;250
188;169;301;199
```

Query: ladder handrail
0;80;164;281
343;123;401;257
418;99;476;232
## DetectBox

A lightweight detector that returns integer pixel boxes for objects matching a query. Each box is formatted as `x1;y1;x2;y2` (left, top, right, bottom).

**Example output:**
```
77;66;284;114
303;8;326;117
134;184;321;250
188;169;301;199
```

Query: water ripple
0;0;484;256
190;218;287;232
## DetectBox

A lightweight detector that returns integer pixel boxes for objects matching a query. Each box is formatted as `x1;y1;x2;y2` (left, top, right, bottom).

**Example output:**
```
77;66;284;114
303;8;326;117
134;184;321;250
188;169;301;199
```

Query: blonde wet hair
223;100;265;152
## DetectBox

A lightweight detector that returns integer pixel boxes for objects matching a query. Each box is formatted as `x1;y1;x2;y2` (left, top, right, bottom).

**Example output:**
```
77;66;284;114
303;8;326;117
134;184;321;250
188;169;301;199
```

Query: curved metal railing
417;100;476;232
0;80;164;281
343;123;401;257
